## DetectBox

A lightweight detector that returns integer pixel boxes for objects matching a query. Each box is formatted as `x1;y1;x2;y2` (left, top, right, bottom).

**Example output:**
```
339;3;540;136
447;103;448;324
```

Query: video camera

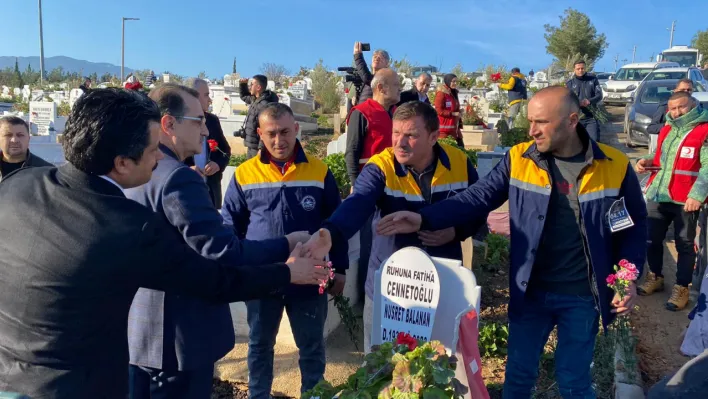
338;66;365;105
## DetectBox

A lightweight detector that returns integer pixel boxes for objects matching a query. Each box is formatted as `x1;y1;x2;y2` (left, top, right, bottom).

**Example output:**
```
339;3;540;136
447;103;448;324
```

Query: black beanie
444;73;457;87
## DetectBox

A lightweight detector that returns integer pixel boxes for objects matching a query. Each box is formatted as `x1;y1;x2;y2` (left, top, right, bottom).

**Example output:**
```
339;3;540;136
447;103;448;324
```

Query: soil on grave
631;239;694;390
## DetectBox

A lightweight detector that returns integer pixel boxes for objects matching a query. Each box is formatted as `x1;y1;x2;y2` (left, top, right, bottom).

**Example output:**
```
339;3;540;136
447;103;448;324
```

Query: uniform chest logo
301;195;316;211
680;147;695;159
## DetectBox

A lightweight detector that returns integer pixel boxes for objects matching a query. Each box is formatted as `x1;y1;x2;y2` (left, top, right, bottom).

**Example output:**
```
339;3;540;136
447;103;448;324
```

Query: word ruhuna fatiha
385;265;436;303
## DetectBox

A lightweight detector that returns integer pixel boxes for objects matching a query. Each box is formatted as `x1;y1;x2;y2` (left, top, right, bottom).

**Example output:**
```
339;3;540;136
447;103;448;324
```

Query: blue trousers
503;290;600;399
246;294;328;399
128;364;214;399
580;118;600;142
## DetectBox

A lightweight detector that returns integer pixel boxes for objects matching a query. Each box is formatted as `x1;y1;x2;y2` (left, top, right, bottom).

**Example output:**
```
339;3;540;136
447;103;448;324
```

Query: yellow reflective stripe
578;188;620;203
240;180;325;191
384;187;424;201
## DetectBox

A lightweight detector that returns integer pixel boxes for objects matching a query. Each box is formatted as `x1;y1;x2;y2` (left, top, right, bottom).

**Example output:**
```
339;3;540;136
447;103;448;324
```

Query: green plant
500;127;530;147
478;322;509;357
12;101;29;113
323;153;351;198
302;338;467;399
484;233;509;270
239;110;248;116
228;154;247;167
512;101;530;130
428;89;436;104
57;102;71;117
587;103;611;125
317;114;332;128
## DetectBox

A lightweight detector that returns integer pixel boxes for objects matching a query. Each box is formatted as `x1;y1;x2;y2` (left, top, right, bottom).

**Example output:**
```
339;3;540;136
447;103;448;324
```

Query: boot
638;272;665;296
666;285;689;311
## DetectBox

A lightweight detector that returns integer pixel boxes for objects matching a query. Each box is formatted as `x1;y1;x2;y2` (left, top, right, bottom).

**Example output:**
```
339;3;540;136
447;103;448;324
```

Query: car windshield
615;68;653;81
662;52;699;67
640;85;674;104
646;71;688;80
596;73;611;79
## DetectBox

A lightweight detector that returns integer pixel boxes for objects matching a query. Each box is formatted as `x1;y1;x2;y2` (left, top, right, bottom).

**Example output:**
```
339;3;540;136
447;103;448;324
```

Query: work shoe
637;272;664;296
666;285;689;311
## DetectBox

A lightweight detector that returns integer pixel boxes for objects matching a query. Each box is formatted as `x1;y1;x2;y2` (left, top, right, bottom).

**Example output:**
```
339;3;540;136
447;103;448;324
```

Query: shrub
437;137;479;167
500;127;530;148
322;153;351;198
478;321;509;357
484;233;509;271
228;154;247;167
317;114;332;128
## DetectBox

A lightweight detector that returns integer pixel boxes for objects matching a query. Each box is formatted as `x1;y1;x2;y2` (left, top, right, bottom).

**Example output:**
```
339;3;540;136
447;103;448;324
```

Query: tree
392;56;417;77
197;71;207;80
47;66;65;83
260;63;290;86
13;58;23;88
99;73;113;83
89;72;98;84
310;59;341;114
232;57;237;74
692;30;708;63
450;63;464;77
296;66;309;78
544;8;608;67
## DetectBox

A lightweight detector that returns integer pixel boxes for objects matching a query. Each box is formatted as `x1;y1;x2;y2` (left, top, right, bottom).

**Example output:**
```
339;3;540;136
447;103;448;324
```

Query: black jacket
398;87;431;106
0;150;53;181
354;52;374;103
647;100;669;136
566;74;603;118
185;112;232;208
0;164;291;398
238;83;279;150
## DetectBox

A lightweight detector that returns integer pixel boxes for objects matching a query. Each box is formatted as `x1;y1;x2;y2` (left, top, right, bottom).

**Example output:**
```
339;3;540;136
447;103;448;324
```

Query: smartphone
361;43;371;52
643;166;661;171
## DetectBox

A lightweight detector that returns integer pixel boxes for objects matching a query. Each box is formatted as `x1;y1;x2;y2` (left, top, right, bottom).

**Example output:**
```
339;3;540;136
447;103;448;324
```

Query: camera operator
238;75;279;159
353;41;390;104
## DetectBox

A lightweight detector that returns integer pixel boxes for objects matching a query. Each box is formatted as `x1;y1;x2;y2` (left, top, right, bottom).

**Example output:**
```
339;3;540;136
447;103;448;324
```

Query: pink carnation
618;259;631;268
616;268;638;282
606;274;617;285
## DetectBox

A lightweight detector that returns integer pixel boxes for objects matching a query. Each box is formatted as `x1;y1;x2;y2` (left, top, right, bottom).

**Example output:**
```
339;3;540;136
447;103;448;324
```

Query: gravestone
378;248;440;342
29;101;57;135
289;81;308;100
326;133;347;156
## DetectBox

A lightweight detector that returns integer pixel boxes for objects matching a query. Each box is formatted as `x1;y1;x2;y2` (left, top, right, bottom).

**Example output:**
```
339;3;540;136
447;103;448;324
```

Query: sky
3;0;707;79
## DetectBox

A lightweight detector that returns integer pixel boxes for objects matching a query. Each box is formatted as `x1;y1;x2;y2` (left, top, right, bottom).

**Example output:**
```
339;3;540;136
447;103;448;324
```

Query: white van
602;61;680;106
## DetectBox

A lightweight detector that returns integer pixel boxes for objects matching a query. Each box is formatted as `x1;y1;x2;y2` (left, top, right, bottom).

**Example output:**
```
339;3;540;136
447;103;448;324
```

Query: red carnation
395;332;418;351
208;139;218;152
490;73;502;83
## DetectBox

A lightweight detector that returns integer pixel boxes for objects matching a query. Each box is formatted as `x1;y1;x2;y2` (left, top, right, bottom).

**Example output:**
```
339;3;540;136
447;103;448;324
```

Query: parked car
603;61;680;106
596;72;615;85
624;79;707;147
644;67;708;90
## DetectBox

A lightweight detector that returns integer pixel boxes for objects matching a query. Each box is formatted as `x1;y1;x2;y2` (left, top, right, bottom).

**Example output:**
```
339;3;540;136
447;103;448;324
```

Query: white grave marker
379;247;440;343
29;101;57;135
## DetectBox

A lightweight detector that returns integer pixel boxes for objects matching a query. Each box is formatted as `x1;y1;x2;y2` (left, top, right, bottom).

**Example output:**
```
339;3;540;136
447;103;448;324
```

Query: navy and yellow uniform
220;141;347;397
323;142;485;300
221;142;348;288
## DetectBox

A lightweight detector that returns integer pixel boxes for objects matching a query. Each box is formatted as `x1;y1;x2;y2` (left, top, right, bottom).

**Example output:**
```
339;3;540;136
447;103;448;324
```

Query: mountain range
0;56;133;77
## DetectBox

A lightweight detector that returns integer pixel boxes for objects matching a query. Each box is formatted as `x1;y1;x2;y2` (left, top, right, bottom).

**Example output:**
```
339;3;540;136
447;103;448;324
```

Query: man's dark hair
62;88;160;175
511;67;521;73
259;103;294;123
252;74;268;89
669;90;693;103
677;78;693;88
574;60;586;66
0;116;29;132
148;83;199;118
393;101;440;133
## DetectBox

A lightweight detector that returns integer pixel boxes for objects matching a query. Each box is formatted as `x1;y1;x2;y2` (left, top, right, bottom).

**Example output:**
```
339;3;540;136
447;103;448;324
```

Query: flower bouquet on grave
319;261;361;350
489;73;502;83
302;333;468;399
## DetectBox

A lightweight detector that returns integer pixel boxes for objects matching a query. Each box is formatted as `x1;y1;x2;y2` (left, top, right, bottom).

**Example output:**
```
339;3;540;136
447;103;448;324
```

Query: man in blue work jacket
124;85;318;398
377;86;648;398
221;103;348;398
319;101;486;354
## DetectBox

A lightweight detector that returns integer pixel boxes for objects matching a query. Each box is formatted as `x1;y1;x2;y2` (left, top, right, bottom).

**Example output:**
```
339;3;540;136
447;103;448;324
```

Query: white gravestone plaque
29;101;57;135
379;247;440;343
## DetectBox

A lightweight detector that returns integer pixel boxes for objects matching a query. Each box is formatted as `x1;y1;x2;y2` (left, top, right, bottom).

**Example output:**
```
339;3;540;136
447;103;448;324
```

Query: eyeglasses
179;115;206;126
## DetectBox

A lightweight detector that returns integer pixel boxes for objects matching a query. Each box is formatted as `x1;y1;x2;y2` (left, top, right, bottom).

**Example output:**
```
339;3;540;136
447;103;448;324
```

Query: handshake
283;229;345;295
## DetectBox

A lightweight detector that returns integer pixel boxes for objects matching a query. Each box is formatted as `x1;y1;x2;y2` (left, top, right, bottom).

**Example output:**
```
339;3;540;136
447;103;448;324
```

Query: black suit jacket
397;88;430;106
0;164;290;398
184;112;232;208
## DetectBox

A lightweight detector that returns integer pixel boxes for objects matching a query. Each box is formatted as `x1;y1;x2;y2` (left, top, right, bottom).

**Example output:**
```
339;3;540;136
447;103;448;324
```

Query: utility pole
38;0;45;84
121;17;140;82
668;20;676;48
632;46;637;63
613;54;619;71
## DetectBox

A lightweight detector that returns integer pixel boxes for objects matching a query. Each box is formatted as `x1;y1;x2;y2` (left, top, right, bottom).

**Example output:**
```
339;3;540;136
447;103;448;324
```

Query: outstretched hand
302;228;332;260
376;211;423;236
286;243;329;285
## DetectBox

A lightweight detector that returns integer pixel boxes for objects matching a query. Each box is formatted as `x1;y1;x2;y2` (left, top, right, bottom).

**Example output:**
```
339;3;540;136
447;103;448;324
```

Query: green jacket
644;106;708;204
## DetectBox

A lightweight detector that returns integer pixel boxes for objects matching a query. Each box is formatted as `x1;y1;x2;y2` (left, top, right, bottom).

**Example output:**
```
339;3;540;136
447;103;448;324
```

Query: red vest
347;99;393;169
646;122;708;203
436;90;460;139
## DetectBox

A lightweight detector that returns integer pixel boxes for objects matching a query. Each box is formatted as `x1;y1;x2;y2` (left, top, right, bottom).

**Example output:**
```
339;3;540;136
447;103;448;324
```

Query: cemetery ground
211;110;690;398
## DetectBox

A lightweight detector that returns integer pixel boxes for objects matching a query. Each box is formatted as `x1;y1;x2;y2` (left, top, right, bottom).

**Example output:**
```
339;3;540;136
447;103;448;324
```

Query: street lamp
121;17;140;82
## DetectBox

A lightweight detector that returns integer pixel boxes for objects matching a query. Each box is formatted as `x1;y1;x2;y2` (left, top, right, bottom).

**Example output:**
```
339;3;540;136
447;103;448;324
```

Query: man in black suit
398;73;433;106
0;88;330;398
185;78;232;208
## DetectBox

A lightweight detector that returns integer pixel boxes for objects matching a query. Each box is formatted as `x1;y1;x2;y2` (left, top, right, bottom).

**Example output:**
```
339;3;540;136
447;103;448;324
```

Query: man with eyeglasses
123;84;316;398
648;79;695;153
